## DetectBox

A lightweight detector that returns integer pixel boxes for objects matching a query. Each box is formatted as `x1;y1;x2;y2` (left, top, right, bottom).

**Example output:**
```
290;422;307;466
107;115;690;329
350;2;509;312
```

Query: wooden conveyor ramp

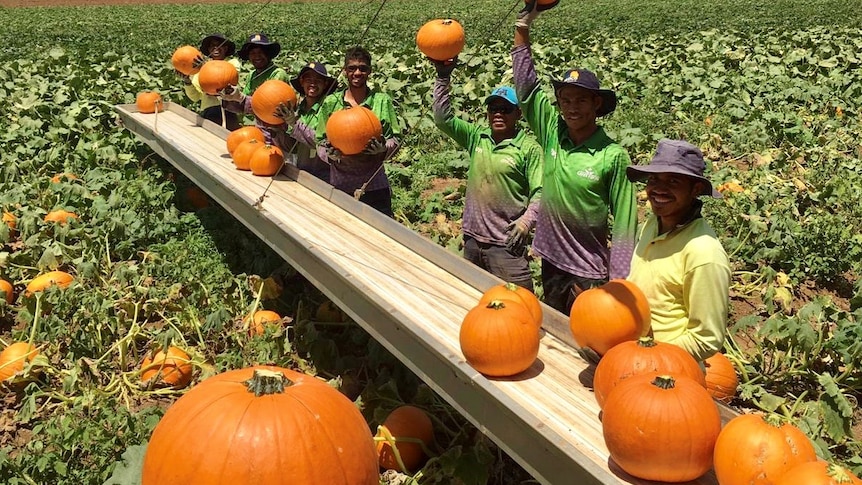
117;103;730;485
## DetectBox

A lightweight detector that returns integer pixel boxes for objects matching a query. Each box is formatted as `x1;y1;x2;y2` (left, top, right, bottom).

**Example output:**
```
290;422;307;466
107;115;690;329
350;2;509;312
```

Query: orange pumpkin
416;19;465;61
2;211;15;231
459;299;540;377
0;342;39;381
226;126;265;156
775;461;862;485
704;352;739;403
478;283;542;329
51;173;78;183
376;405;434;472
593;336;705;408
326;106;383;156
713;413;817;485
136;91;164;114
198;59;239;96
0;279;14;305
251;80;297;125
249;145;284;176
184;186;209;210
533;0;560;6
171;45;203;76
141;366;379;485
25;270;74;295
44;209;78;224
232;139;263;171
602;373;721;482
250;310;282;336
569;279;651;355
140;346;193;389
315;300;347;322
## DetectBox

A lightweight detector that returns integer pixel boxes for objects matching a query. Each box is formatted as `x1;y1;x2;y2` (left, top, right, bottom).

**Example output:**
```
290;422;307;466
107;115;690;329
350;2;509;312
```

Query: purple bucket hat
290;61;337;96
626;139;722;198
237;33;281;61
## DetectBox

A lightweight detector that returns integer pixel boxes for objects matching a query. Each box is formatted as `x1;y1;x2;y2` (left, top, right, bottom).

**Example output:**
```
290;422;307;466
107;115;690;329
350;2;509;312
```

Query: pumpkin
326;106;383;156
376;405;434;472
171;45;203;76
478;282;542;329
140;346;193;389
713;413;817;485
533;0;560;6
50;173;78;183
232;138;263;171
315;300;347;322
249;144;284;176
43;209;78;224
416;19;465;61
25;270;74;295
136;91;164;114
198;59;239;96
184;186;209;210
592;336;706;408
602;373;721;482
2;211;15;231
775;461;862;485
226;126;265;156
250;310;282;336
569;279;651;356
459;299;540;377
0;342;39;382
251;79;297;125
0;279;14;305
141;366;379;485
704;352;738;403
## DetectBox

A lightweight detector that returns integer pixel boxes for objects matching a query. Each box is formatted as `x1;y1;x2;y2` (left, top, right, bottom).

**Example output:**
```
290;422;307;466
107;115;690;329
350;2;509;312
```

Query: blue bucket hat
237;33;281;61
484;86;519;107
551;68;617;116
290;62;338;96
626;139;722;198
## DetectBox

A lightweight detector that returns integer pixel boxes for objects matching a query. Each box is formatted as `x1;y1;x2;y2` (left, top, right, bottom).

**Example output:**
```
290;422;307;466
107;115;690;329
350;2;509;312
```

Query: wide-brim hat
484;86;518;107
551;68;617;116
200;33;236;58
290;62;337;96
626;139;722;198
238;33;281;61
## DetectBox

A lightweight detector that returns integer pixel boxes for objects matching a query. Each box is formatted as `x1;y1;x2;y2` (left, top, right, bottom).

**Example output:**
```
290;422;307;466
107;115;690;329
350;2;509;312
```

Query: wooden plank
116;102;727;485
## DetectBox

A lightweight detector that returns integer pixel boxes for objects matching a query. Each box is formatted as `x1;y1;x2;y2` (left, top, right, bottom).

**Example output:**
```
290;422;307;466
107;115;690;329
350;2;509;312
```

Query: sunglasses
345;65;370;73
487;104;517;114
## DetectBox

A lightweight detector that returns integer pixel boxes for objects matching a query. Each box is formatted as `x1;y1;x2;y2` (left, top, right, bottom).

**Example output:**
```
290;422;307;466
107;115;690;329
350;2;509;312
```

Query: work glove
219;85;245;102
273;102;298;129
192;54;206;69
176;70;192;85
431;57;457;79
504;217;531;254
320;138;343;163
362;137;387;156
515;0;542;29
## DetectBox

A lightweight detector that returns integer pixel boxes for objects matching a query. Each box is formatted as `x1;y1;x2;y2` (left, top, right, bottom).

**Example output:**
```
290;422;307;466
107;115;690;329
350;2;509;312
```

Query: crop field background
0;0;861;483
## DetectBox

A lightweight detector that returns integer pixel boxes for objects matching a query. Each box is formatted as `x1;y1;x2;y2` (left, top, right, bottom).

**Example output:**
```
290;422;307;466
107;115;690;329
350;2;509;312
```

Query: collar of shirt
558;123;611;155
334;87;377;108
477;128;526;149
649;200;705;241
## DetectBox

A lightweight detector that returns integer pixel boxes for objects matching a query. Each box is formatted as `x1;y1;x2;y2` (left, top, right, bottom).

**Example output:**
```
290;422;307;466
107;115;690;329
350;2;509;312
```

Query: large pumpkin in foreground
593;336;705;408
326;106;382;156
226;126;265;156
171;45;203;76
602;373;720;482
569;279;650;355
251;79;297;125
142;366;378;485
198;60;239;96
713;413;817;485
478;282;542;329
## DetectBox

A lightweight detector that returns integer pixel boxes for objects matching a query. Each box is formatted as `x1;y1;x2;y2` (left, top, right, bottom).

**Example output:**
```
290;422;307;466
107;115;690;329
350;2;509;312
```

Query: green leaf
103;443;147;485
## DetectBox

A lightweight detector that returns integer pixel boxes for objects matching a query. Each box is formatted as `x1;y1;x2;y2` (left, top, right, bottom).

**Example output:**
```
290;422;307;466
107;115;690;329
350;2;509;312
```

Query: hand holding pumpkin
362;137;387;156
431;57;458;79
321;138;343;163
219;85;245;102
516;0;542;28
191;54;206;69
273;102;297;129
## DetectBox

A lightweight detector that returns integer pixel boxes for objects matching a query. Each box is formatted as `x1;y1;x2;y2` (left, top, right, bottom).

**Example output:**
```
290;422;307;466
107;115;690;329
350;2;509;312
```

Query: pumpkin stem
636;336;657;348
827;463;855;483
650;375;676;390
503;282;519;292
245;369;291;396
484;300;507;310
763;413;786;428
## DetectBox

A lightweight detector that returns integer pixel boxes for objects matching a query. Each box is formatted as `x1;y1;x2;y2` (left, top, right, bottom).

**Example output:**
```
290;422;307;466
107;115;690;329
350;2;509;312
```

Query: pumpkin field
1;0;862;483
